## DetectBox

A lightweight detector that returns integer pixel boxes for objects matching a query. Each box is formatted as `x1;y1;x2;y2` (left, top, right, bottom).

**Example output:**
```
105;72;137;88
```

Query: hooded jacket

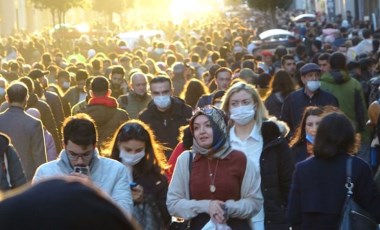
33;149;134;214
259;119;295;229
321;70;367;131
86;96;129;154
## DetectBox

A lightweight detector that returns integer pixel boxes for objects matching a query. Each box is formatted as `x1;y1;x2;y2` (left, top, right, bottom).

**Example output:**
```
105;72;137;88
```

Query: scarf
88;96;118;108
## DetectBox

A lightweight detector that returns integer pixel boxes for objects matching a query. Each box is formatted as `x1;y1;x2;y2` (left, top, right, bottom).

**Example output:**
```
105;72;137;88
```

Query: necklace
207;158;220;193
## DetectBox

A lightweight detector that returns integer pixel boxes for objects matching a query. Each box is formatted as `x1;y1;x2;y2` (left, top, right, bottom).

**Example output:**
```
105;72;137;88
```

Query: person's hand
208;200;226;224
70;172;91;183
132;184;144;203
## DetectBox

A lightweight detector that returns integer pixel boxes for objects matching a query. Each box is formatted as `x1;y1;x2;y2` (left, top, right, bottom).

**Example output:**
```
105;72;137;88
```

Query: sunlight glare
169;0;224;22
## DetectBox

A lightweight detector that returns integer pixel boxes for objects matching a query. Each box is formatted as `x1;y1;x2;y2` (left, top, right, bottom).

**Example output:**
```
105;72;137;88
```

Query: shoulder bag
339;156;378;230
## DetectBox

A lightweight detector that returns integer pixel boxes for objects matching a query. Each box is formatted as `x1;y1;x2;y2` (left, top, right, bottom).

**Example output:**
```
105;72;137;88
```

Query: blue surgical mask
306;133;314;144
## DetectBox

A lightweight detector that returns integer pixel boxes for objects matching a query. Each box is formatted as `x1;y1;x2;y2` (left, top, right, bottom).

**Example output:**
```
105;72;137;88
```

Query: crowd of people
1;8;380;229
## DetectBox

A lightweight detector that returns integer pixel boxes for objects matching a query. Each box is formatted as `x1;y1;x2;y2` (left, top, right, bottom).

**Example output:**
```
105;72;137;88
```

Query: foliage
30;0;89;25
92;0;132;15
30;0;89;12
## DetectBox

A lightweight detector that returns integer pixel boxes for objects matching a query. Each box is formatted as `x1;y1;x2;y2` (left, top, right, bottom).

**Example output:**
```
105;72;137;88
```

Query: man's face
150;81;172;97
65;140;94;167
318;60;331;73
76;80;86;92
131;74;148;96
301;71;321;86
111;73;124;89
58;76;70;90
215;71;232;91
282;59;296;75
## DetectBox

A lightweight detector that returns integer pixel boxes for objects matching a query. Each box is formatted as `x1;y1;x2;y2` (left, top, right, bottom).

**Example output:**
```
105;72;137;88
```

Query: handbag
339;157;379;230
169;152;193;230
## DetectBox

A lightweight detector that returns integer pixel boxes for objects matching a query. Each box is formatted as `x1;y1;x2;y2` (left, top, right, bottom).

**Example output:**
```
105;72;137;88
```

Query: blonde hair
221;82;269;128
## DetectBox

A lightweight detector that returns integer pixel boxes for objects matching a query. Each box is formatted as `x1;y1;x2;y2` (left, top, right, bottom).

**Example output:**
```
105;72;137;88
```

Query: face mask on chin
230;104;255;126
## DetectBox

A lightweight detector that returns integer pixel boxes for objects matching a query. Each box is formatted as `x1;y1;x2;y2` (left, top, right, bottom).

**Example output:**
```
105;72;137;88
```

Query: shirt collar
230;124;261;142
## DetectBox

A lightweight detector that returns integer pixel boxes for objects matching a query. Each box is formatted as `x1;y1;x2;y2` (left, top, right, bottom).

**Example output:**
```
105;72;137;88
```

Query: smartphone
129;182;138;189
73;166;90;175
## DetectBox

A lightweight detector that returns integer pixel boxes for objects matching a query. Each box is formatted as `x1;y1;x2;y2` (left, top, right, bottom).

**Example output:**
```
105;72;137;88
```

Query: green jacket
321;70;367;131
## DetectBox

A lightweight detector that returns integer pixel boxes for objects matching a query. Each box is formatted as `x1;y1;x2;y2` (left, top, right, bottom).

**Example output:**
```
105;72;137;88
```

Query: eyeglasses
66;150;93;161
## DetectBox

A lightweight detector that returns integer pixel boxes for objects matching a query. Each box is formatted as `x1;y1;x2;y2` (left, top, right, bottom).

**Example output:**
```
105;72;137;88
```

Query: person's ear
106;89;112;97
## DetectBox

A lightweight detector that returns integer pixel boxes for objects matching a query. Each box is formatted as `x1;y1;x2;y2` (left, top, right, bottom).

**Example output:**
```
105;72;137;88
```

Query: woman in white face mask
221;82;295;230
110;120;170;229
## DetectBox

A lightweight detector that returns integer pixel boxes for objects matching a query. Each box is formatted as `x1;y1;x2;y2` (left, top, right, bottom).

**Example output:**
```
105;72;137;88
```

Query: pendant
210;184;216;193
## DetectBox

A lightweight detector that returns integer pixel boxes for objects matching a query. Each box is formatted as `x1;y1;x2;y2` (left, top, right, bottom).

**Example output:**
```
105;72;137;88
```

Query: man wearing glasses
32;113;133;215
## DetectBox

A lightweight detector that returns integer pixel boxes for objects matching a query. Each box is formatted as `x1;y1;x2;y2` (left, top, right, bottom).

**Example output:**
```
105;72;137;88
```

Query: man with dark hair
71;76;94;115
317;53;331;74
139;76;192;158
0;178;138;229
0;82;46;181
63;69;89;108
196;67;232;108
33;113;133;214
85;76;129;154
110;65;128;99
281;54;297;78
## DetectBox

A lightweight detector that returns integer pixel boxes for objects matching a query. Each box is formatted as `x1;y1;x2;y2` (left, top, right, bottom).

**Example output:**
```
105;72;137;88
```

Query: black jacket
134;171;170;228
260;120;295;230
281;88;338;136
139;97;192;158
287;154;380;229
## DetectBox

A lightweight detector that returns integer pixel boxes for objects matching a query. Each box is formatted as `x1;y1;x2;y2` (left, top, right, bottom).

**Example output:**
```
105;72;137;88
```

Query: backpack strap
1;147;12;188
345;156;353;196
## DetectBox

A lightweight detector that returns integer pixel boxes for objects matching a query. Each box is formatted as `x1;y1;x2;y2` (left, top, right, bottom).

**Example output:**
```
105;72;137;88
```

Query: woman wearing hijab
167;106;262;229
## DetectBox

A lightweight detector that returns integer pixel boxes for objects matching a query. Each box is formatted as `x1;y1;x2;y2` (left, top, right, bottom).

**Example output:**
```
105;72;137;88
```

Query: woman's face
118;139;145;154
228;90;254;110
193;115;213;149
305;115;322;137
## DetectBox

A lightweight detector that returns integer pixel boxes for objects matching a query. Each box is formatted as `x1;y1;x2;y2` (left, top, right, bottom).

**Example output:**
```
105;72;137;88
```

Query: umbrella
259;29;294;40
293;14;316;23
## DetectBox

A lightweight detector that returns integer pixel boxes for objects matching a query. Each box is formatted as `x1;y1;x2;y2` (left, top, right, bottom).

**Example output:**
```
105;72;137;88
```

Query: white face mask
0;87;5;97
119;149;145;166
153;95;171;109
306;80;321;92
62;81;70;89
230;104;255;125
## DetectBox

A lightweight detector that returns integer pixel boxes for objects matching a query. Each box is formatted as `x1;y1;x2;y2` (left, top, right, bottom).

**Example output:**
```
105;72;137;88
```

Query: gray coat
0;106;46;181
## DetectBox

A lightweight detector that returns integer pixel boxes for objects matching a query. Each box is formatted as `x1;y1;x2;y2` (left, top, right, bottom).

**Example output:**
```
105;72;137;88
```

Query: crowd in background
1;7;380;230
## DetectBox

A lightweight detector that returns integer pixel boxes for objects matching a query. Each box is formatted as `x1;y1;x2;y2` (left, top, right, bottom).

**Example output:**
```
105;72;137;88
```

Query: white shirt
230;124;265;229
